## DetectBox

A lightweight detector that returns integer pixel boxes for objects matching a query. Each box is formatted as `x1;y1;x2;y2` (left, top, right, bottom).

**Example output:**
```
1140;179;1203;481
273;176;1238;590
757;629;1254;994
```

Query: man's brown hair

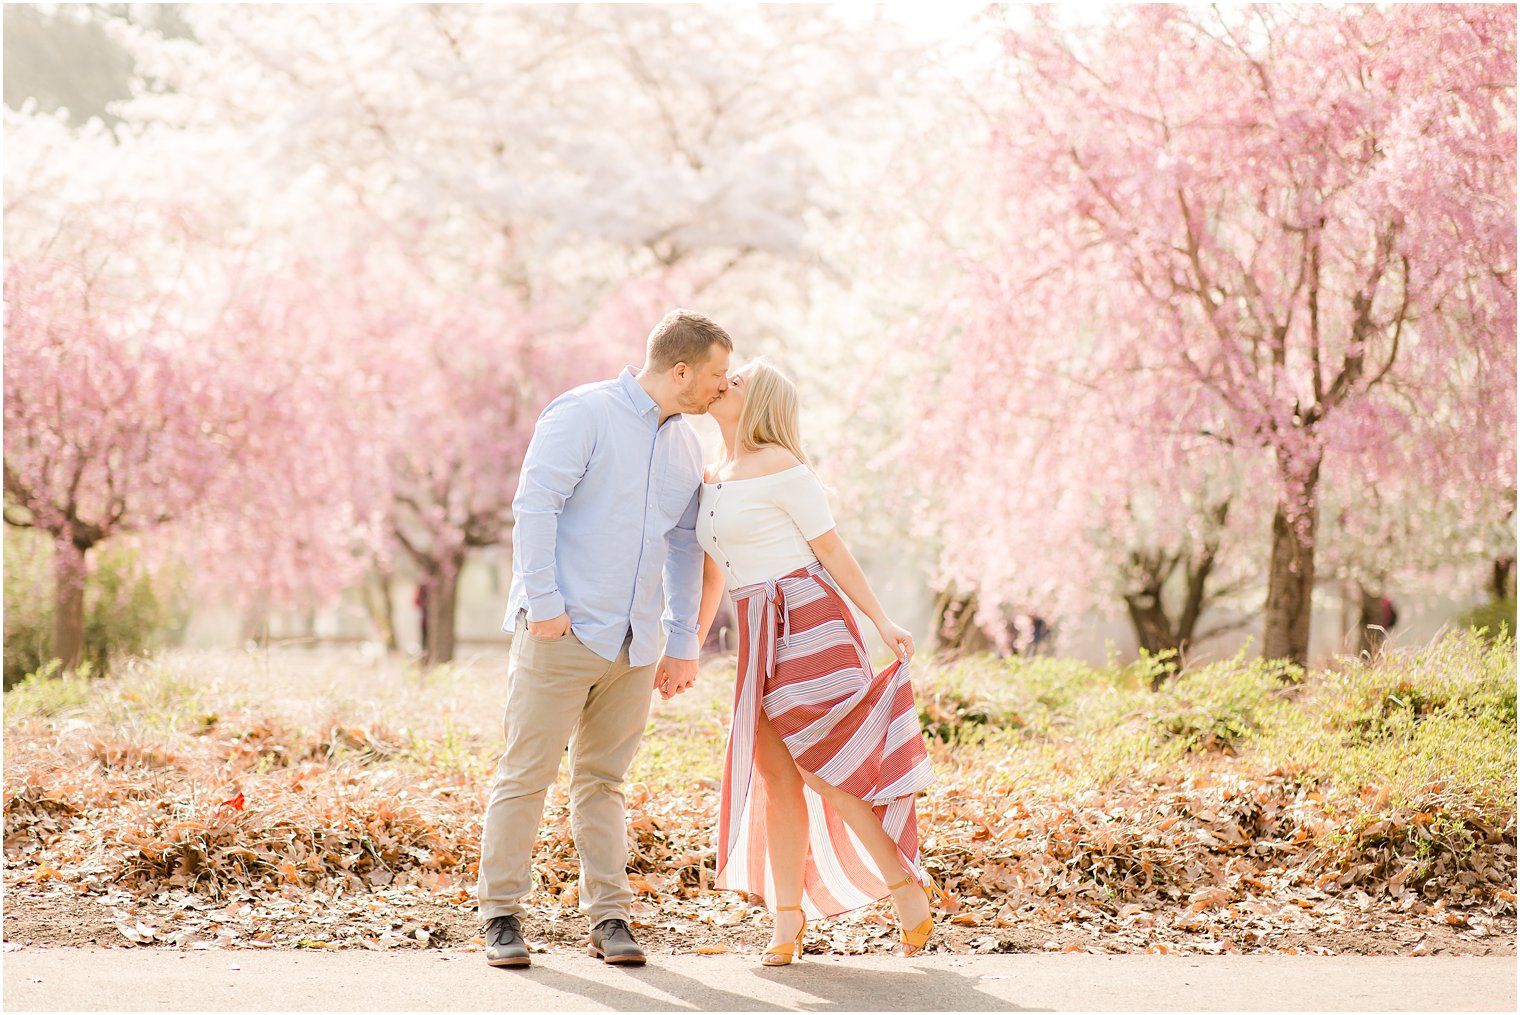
646;309;733;372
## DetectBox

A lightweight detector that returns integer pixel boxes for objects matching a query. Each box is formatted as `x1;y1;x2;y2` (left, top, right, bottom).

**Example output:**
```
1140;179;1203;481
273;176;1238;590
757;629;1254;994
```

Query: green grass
909;627;1515;820
628;660;733;787
1255;628;1517;813
5;628;1512;942
6;626;1513;823
3;660;97;718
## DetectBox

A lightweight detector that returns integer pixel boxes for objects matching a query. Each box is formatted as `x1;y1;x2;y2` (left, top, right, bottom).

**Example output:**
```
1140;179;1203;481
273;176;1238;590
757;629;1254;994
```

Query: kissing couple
476;309;937;968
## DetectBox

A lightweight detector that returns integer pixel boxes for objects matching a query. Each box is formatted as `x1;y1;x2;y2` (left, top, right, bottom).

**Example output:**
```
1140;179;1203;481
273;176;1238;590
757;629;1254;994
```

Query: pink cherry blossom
892;4;1515;665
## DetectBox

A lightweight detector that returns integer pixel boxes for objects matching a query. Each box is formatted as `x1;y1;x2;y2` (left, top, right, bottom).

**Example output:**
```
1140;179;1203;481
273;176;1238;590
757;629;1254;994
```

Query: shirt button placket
711;486;732;578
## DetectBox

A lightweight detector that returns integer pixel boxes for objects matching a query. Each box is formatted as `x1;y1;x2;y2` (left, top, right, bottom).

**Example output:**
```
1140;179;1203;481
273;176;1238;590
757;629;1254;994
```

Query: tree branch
1363;253;1410;391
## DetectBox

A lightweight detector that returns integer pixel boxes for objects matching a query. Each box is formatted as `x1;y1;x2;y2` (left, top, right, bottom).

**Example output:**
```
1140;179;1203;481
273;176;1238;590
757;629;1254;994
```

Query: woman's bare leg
754;713;808;950
795;766;931;935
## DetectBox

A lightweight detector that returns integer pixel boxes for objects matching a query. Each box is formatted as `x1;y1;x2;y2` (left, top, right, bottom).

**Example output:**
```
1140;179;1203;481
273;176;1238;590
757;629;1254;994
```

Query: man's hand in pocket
527;613;570;638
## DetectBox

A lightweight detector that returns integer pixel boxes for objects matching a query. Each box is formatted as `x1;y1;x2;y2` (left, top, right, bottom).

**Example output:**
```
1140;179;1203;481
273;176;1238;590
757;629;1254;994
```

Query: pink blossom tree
1315;337;1518;654
900;4;1515;666
3;102;386;666
4;252;199;671
105;4;914;319
894;278;1275;661
340;243;647;667
90;4;929;663
3;234;374;670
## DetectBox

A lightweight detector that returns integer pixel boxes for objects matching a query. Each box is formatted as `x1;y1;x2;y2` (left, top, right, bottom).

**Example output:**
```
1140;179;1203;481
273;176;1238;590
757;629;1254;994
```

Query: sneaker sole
587;944;646;966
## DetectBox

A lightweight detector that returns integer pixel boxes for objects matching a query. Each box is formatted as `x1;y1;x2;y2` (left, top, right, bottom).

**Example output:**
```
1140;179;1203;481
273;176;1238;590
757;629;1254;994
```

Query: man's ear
669;360;691;384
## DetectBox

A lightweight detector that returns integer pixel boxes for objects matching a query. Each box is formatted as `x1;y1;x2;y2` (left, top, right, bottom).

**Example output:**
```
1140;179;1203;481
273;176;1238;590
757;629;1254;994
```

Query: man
478;309;732;968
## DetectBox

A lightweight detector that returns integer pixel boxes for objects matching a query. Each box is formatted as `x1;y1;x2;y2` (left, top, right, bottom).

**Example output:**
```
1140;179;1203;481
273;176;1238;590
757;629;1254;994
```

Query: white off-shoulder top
697;465;837;588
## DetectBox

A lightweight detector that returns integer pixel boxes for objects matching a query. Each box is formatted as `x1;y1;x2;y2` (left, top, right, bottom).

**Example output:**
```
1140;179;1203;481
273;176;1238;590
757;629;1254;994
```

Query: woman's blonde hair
735;358;809;465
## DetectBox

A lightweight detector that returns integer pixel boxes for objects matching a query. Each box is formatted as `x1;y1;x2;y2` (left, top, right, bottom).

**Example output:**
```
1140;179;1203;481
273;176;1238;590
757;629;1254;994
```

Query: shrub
3;527;185;688
1126;645;1180;690
1145;646;1297;753
3;660;96;717
1459;594;1517;643
1321;626;1517;739
917;686;1015;743
1260;628;1517;812
3;528;52;688
916;653;1120;745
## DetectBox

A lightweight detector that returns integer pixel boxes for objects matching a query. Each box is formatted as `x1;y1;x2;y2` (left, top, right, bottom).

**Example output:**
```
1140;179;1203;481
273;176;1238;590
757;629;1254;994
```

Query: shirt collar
618;366;660;420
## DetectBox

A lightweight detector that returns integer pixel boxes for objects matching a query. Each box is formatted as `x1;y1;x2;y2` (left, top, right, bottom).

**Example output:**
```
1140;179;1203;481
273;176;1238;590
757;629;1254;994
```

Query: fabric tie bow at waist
762;577;794;648
734;560;828;650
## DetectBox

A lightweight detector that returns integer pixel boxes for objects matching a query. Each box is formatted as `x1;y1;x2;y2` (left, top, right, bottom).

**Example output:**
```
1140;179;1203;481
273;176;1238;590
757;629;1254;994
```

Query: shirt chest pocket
657;459;701;525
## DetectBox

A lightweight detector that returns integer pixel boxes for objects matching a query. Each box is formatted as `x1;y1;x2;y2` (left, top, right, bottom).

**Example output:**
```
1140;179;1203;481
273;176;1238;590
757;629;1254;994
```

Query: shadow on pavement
751;964;1043;1012
493;964;765;1012
489;960;1044;1012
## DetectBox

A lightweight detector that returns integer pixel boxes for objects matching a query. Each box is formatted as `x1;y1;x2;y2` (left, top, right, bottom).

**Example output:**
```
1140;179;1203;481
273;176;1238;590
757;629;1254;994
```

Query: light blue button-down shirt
501;367;704;666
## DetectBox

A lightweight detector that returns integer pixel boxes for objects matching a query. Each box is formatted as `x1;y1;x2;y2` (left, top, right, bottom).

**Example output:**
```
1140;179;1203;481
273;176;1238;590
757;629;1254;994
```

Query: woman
695;359;936;966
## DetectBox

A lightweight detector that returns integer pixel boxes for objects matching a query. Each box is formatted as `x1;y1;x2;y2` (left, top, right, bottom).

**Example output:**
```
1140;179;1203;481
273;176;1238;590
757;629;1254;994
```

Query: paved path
2;949;1514;1012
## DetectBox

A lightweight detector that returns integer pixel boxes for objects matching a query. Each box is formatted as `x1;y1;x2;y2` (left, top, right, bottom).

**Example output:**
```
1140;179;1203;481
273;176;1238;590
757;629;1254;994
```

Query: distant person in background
999;612;1052;657
1358;591;1399;658
1028;614;1051;655
476;310;732;969
695;359;937;967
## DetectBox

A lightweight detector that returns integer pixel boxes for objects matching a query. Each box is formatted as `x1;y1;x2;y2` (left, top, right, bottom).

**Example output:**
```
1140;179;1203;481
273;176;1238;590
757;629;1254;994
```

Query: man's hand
654;655;698;700
526;613;571;639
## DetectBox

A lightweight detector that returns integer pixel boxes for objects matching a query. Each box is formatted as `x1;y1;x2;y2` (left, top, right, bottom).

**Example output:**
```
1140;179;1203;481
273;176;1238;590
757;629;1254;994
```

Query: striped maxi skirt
714;559;935;920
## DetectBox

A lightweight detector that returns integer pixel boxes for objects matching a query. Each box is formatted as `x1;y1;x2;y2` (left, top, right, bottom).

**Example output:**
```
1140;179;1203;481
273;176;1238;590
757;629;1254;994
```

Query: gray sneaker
484;915;531;968
587;918;646;965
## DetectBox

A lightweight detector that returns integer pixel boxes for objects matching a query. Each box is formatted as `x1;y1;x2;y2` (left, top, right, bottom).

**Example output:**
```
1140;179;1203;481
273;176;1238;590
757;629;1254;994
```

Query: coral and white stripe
714;560;935;920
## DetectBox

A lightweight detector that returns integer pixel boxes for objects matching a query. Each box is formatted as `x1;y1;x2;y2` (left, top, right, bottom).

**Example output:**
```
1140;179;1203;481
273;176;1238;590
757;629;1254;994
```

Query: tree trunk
1262;460;1321;669
359;565;398;652
1123;590;1177;658
422;558;461;668
931;585;992;656
1174;502;1228;654
1121;530;1222;683
52;536;88;673
1494;556;1516;602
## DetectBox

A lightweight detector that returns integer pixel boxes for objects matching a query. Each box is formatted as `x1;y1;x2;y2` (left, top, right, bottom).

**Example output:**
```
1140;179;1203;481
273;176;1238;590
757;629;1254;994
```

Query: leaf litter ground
3;640;1513;959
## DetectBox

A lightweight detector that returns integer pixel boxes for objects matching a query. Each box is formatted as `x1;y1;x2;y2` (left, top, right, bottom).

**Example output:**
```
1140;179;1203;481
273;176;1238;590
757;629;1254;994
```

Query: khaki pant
476;621;655;926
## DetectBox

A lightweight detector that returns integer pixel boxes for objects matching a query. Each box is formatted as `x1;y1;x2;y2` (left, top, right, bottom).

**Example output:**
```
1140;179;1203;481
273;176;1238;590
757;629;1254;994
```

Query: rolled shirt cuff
662;629;699;661
526;590;566;622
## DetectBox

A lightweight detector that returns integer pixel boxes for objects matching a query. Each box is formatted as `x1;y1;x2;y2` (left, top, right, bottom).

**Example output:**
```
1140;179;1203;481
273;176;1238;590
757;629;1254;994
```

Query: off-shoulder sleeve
774;467;836;540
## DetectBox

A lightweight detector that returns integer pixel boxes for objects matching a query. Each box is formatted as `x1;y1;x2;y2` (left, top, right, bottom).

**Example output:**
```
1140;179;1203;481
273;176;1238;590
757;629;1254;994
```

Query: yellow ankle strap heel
886;877;935;956
762;906;806;966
